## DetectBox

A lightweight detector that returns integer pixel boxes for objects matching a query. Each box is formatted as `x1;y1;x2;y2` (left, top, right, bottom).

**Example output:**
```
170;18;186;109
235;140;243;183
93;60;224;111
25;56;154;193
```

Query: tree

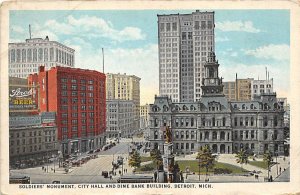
263;151;273;181
128;150;141;170
150;149;163;170
235;149;249;171
196;145;216;181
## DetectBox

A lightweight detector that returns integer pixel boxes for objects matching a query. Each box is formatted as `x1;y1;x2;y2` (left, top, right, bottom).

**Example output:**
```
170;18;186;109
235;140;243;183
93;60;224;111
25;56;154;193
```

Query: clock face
210;79;215;84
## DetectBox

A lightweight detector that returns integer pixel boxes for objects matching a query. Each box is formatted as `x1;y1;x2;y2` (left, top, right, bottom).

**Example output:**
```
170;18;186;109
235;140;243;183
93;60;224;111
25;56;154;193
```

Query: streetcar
9;176;31;184
117;175;153;183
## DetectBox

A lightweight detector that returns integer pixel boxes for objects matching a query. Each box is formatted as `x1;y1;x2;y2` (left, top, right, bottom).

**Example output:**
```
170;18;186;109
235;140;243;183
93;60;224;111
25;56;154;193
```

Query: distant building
106;73;141;131
106;100;135;138
158;10;215;102
223;81;236;101
251;79;273;100
9;113;58;168
9;36;75;78
140;104;150;130
28;66;106;155
149;52;285;155
236;78;253;101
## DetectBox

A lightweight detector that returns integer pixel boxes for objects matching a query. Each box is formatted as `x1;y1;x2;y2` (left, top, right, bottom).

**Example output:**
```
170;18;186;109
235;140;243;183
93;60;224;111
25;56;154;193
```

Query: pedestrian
154;171;157;182
54;169;55;173
283;157;286;161
110;175;112;180
280;167;282;173
119;170;121;175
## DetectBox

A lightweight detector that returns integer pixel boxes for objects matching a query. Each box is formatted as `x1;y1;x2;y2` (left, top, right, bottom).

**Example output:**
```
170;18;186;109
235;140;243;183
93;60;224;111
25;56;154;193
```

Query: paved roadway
10;139;134;184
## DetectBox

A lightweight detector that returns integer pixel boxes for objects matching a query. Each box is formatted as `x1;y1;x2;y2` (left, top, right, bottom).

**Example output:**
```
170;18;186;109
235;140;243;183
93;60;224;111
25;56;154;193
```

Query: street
10;139;134;184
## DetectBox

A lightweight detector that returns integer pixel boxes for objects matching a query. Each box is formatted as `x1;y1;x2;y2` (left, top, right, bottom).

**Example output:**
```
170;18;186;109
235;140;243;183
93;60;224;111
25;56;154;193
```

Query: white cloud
220;63;290;99
11;25;24;34
44;15;146;42
216;20;260;33
215;36;229;42
244;44;290;61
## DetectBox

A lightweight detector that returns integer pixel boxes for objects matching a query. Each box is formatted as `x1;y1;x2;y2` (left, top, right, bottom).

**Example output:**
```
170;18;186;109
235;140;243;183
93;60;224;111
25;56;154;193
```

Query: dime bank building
149;51;285;155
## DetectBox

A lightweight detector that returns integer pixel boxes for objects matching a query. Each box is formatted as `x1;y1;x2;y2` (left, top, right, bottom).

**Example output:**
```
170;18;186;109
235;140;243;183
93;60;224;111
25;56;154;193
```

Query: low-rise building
9;113;58;168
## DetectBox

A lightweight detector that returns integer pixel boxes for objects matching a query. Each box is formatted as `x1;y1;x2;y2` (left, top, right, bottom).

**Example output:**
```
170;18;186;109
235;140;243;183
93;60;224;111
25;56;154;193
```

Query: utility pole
102;48;104;73
29;24;32;39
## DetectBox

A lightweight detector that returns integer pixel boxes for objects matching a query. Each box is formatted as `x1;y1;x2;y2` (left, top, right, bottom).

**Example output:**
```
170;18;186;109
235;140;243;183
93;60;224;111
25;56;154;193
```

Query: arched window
209;68;214;77
263;116;268;127
264;103;268;110
245;117;249;126
234;104;238;109
274;116;278;127
154;118;158;127
242;104;246;110
250;104;254;109
220;131;225;140
234;117;237;126
204;132;209;140
251;117;254;126
212;131;217;140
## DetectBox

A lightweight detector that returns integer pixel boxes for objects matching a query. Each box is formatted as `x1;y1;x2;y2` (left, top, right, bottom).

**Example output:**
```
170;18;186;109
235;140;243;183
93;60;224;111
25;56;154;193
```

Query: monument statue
165;126;172;143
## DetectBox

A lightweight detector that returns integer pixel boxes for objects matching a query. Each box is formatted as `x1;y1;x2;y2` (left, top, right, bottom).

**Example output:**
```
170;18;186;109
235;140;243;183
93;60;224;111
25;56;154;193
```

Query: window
274;116;278;127
264;131;268;140
38;48;43;61
172;22;177;31
160;23;165;32
251;130;255;139
26;49;32;62
251;117;254;126
212;131;217;140
263;116;268;127
71;85;77;90
182;32;186;40
33;48;37;62
195;21;200;29
166;23;171;31
222;117;226;126
240;117;243;126
71;79;77;83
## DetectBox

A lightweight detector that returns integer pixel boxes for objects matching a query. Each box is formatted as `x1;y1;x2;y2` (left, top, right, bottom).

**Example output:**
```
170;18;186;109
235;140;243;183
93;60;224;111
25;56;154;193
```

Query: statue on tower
165;126;172;143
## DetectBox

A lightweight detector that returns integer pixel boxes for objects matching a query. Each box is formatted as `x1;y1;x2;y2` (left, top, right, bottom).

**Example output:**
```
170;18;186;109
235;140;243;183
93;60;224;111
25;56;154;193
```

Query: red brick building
28;66;106;155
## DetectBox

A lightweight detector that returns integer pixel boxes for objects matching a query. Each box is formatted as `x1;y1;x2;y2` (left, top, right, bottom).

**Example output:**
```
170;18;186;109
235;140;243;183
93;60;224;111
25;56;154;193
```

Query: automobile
101;171;108;178
87;150;94;154
52;180;61;184
95;148;101;152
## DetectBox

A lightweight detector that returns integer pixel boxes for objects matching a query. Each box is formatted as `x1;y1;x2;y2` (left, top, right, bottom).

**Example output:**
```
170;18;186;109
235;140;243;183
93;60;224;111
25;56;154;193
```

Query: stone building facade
9;114;58;168
106;73;141;132
106;100;135;138
149;52;285;156
158;10;215;102
9;36;75;78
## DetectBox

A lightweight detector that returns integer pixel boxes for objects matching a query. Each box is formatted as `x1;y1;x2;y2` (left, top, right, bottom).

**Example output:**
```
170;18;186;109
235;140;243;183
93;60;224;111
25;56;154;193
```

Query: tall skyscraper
106;73;141;132
9;36;75;78
158;10;215;102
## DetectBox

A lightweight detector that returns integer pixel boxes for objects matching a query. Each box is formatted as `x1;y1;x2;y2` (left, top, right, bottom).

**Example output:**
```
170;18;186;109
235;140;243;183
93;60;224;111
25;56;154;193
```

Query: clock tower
201;51;224;97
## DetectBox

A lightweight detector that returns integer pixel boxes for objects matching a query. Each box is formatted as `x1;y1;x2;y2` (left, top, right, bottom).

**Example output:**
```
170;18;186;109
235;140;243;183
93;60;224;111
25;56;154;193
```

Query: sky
9;10;290;105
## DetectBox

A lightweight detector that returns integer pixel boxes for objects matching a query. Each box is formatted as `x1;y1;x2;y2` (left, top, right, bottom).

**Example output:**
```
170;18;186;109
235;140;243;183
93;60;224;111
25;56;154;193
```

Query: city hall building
28;66;106;155
149;52;285;155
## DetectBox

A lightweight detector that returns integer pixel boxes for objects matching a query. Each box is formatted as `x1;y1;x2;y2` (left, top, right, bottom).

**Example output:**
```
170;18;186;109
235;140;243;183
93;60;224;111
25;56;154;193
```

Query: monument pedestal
162;142;175;183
